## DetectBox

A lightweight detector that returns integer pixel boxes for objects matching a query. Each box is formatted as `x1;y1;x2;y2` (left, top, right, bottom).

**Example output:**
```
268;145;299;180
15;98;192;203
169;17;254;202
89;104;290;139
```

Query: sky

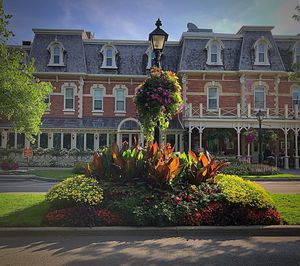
3;0;300;44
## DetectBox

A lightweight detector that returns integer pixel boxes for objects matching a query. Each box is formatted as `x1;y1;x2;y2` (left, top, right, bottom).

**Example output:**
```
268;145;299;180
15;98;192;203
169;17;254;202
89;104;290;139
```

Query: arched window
253;37;272;65
205;38;224;65
100;43;118;69
47;40;65;66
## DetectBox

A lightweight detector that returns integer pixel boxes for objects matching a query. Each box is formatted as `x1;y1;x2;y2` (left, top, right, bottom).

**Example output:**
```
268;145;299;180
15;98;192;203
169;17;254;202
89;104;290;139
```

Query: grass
244;173;300;179
0;194;50;226
29;169;74;180
0;193;299;226
271;194;300;225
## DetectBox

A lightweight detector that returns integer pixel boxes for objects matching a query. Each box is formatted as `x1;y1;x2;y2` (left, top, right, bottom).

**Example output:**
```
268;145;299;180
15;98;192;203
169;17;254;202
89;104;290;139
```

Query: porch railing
184;103;299;120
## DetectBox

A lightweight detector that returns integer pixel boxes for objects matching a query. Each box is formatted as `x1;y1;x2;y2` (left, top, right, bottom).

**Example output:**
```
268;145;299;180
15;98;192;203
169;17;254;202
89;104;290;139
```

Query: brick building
0;23;300;169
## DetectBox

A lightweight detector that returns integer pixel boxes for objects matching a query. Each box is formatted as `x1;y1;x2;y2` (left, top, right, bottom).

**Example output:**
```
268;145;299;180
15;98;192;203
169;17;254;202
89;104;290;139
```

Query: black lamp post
149;18;168;68
256;110;264;164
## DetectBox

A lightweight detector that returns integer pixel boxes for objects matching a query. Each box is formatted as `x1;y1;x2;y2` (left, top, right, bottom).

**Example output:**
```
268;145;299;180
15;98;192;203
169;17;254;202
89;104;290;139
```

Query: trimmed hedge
46;175;103;207
215;174;274;209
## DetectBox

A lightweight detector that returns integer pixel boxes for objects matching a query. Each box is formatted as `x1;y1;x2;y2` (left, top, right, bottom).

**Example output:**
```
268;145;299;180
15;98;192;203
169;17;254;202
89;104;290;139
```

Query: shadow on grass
0;201;50;227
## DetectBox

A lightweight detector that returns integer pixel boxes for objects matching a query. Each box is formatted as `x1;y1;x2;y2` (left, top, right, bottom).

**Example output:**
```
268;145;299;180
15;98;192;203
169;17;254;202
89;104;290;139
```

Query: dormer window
145;47;155;69
47;40;65;66
254;37;272;65
100;43;118;69
293;42;300;64
205;38;224;65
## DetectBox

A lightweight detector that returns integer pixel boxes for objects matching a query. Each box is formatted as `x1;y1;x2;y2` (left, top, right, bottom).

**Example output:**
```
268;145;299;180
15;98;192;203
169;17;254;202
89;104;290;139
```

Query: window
210;44;218;63
40;133;48;149
63;133;71;150
17;133;25;149
93;88;103;111
293;88;300;109
53;133;61;149
106;49;113;67
8;133;15;148
64;87;74;110
254;87;266;110
76;133;84;151
100;44;118;69
254;38;271;65
109;133;117;145
47;41;65;66
205;39;224;65
115;89;125;112
99;134;107;148
86;133;94;150
207;87;218;110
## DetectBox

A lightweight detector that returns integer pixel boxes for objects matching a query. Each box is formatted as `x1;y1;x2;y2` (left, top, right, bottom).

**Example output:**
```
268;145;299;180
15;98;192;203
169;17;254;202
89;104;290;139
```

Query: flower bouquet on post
134;67;183;143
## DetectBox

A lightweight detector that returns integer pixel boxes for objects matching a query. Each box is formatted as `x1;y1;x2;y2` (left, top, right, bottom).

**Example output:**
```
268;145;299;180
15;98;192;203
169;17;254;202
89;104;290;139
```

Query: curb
0;175;59;182
1;226;300;237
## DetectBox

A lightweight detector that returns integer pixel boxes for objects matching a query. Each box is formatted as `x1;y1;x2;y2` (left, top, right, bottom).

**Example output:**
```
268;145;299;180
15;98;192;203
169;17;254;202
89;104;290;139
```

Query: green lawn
271;194;300;225
244;173;300;179
0;194;50;226
0;193;299;226
29;169;74;180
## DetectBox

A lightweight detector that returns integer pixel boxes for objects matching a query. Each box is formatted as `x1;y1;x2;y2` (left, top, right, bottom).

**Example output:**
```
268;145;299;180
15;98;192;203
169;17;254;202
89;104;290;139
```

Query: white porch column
180;133;184;152
61;133;64;149
188;125;192;151
284;128;289;169
294;129;299;169
117;132;121;147
235;127;241;158
94;133;99;150
175;134;178;152
83;133;87;151
140;132;144;147
2;131;7;148
247;143;251;163
198;126;204;150
37;134;41;148
71;133;76;149
48;133;53;149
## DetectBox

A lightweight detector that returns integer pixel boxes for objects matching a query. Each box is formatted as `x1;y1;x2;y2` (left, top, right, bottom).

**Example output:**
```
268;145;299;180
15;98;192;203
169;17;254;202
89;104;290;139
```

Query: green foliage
215;174;274;209
221;163;250;176
292;4;300;21
73;161;87;174
0;2;53;142
46;175;103;207
134;67;183;142
248;164;279;175
181;150;229;184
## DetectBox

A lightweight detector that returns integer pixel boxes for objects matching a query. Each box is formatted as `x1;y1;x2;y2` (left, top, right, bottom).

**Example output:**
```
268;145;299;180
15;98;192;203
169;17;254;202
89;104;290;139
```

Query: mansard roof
28;25;299;75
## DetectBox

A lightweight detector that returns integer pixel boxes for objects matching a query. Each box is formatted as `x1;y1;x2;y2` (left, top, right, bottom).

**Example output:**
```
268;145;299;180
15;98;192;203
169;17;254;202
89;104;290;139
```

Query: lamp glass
151;35;165;50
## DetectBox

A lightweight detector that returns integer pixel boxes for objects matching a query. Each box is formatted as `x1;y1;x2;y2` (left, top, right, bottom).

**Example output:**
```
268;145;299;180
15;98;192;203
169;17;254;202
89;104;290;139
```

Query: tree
0;0;53;142
292;4;300;21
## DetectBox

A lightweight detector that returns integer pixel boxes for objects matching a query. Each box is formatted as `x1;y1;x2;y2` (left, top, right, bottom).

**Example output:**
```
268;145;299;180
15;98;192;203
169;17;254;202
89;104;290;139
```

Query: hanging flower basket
134;67;183;142
244;129;257;144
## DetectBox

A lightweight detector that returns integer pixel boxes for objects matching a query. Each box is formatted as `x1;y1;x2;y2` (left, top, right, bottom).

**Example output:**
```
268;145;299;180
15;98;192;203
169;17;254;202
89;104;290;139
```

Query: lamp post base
284;156;289;169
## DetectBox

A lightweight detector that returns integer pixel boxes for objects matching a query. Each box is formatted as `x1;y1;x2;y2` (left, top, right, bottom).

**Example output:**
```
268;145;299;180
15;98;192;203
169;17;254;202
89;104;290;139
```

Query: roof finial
155;18;162;29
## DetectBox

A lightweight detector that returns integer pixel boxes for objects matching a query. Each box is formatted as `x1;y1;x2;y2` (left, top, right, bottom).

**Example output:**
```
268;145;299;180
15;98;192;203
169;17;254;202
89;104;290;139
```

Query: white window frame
100;43;118;69
254;37;271;65
293;42;300;64
64;87;75;111
113;85;127;113
205;38;224;65
47;41;65;66
207;87;219;110
292;87;300;109
254;87;266;111
115;88;125;112
93;88;104;112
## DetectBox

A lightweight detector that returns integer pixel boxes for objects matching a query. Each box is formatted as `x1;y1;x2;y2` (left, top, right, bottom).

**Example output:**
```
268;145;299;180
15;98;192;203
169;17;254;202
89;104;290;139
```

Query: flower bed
44;143;282;227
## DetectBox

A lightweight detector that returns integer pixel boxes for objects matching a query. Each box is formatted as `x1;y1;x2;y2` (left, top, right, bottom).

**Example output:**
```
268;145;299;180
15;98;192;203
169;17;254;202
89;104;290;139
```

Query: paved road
0;178;56;193
255;181;300;194
0;178;300;194
0;234;299;266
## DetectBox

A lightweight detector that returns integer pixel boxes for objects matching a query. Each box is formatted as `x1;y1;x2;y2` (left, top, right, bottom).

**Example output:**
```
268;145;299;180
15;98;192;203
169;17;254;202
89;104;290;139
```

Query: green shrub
248;164;279;175
215;174;274;209
73;161;87;174
46;175;103;207
220;163;250;176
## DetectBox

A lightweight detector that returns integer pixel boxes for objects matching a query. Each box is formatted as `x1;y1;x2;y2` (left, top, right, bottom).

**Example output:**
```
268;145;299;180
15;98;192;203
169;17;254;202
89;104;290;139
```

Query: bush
73;161;87;174
0;157;18;170
248;164;279;175
46;175;103;207
221;163;250;176
215;174;274;209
